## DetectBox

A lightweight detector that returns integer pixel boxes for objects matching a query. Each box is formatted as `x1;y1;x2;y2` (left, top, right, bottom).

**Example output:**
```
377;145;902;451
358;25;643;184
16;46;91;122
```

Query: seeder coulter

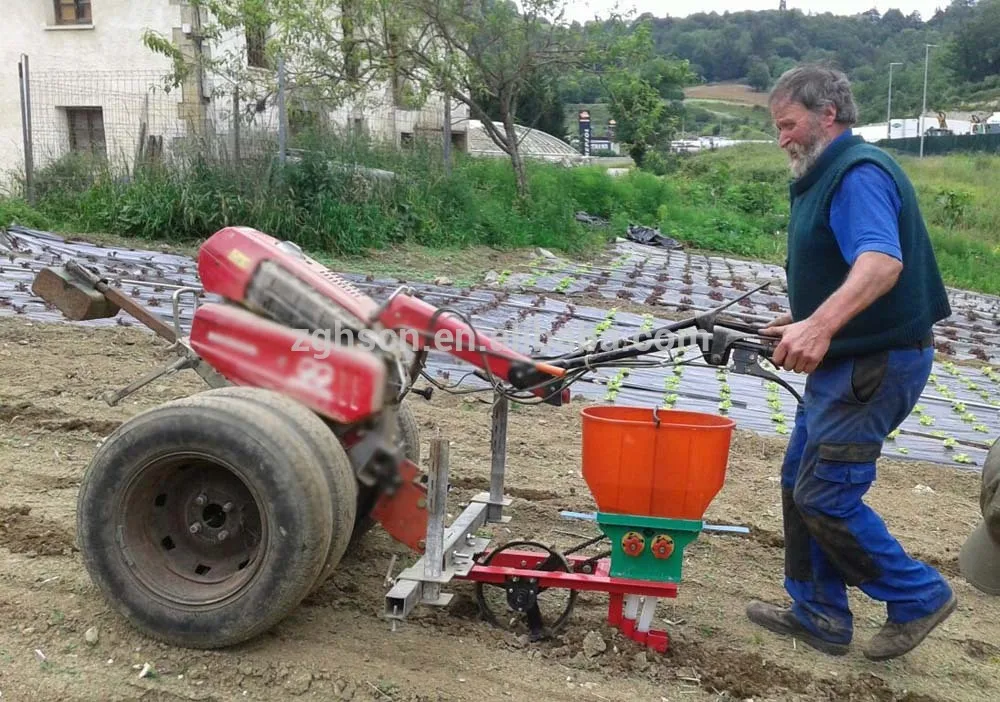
31;226;799;652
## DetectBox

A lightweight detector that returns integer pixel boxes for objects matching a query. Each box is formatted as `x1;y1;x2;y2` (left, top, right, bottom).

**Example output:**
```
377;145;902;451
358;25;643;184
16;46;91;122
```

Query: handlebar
501;279;803;405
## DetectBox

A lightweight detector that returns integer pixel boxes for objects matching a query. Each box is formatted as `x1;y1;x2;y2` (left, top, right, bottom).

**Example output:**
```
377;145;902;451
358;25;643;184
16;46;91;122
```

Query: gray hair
769;64;859;126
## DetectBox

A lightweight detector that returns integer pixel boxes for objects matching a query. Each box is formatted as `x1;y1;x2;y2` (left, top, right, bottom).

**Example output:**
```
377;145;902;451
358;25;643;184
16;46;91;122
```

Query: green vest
785;134;951;360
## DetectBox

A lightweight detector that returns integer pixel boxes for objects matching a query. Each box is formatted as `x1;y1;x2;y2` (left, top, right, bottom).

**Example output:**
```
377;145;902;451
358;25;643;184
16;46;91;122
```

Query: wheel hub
118;453;266;606
184;485;247;543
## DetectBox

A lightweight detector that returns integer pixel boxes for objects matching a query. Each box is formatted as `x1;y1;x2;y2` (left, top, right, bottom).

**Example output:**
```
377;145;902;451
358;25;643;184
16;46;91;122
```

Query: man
749;64;956;661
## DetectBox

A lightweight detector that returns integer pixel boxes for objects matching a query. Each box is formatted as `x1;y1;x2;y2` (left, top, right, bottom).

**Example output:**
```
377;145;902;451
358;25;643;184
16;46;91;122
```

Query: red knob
651;534;674;559
621;531;645;556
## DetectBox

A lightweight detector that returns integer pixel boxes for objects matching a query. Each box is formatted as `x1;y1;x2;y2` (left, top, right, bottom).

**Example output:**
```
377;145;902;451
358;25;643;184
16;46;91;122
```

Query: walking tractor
31;226;799;653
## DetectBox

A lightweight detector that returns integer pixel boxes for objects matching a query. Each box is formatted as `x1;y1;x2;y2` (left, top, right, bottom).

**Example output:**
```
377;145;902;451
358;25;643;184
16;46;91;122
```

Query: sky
561;1;951;24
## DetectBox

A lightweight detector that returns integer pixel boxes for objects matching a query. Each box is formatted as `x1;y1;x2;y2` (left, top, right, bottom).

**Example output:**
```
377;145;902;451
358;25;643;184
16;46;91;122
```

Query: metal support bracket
102;354;195;406
101;337;228;406
486;392;512;524
384;435;491;624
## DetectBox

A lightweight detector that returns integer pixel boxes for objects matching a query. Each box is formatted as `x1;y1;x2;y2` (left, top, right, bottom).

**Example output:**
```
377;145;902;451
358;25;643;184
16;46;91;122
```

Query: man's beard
786;123;831;178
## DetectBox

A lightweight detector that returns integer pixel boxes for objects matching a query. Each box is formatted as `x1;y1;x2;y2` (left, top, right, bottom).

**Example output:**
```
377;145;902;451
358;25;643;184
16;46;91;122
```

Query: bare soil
0;315;998;702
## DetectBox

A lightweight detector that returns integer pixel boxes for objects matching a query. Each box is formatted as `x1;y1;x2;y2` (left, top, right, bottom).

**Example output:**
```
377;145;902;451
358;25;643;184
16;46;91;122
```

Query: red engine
189;226;568;427
189;227;390;425
196;225;379;327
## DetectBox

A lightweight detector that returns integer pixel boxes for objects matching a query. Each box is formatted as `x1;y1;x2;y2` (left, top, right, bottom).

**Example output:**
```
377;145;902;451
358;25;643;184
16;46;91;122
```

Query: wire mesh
19;63;464;198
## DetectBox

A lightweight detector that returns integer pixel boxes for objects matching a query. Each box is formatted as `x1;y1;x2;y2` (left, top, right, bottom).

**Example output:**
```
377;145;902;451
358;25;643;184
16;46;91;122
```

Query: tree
142;1;705;198
473;69;566;140
144;0;612;200
945;0;1000;82
746;57;772;92
604;73;668;166
141;0;409;118
397;0;597;198
600;21;694;167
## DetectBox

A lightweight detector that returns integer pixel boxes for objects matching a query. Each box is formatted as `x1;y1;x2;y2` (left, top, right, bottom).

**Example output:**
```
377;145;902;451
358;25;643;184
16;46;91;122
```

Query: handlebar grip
533;361;567;378
757;338;778;357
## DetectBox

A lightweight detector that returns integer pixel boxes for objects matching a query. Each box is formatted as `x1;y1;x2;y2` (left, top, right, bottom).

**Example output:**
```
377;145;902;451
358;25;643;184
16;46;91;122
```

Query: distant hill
560;2;1000;122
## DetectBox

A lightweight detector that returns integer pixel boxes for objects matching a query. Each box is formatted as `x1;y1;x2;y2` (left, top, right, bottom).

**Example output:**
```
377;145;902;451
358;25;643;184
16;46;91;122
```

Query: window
55;0;92;25
245;22;268;68
66;107;106;158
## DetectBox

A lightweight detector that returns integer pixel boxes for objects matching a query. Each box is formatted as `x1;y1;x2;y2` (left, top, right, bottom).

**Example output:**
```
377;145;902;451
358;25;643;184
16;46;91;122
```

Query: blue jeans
780;344;954;644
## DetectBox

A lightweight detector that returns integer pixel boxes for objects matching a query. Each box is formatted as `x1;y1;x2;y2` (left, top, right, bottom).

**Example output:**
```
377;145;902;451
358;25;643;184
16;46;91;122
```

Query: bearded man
747;64;957;661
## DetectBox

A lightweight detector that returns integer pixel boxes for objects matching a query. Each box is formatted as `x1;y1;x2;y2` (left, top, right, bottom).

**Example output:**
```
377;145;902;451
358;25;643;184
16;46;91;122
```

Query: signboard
578;110;591;156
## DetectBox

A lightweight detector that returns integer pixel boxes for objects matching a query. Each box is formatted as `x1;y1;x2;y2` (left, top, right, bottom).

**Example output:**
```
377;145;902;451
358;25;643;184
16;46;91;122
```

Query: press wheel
474;540;577;641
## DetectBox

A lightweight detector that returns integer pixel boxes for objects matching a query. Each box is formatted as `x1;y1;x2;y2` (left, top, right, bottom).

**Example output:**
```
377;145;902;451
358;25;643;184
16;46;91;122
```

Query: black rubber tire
349;400;422;546
396;399;422;463
76;393;334;649
193;386;358;591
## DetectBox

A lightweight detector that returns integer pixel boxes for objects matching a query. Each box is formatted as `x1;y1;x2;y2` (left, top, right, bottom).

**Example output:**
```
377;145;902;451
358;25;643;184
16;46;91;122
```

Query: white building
2;1;469;194
1;1;190;188
854;118;972;142
669;136;774;153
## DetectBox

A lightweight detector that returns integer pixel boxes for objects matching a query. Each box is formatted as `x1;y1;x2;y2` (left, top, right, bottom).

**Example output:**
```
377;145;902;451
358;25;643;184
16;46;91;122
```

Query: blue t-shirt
825;130;903;264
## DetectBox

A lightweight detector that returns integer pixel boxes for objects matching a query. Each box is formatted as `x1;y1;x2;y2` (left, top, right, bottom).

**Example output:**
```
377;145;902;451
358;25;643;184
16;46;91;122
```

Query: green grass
563;100;774;141
0;131;670;260
684;100;774;140
658;143;1000;295
647;144;791;261
3;132;1000;297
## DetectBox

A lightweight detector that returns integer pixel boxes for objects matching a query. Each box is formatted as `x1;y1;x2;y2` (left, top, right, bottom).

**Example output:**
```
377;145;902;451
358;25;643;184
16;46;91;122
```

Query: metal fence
13;54;463;203
877;133;1000;156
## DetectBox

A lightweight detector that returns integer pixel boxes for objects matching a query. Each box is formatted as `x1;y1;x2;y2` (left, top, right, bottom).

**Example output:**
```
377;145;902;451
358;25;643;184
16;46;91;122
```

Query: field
683;83;772;107
3;130;1000;699
1;232;999;701
6;125;1000;294
661;144;1000;295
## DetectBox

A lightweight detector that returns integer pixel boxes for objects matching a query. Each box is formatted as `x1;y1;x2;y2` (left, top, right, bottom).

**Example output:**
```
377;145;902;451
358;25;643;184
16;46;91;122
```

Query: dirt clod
582;630;607;657
668;643;812;698
0;504;77;556
284;671;313;695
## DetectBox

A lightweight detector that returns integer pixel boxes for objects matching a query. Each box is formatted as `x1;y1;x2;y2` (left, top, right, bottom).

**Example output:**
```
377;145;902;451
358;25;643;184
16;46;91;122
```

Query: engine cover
197;226;379;333
188;302;387;424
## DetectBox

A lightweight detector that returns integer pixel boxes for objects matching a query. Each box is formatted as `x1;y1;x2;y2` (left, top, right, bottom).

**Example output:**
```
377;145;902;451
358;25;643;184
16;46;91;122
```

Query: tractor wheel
76;393;334;649
397;398;422;462
349;400;422;547
189;386;358;592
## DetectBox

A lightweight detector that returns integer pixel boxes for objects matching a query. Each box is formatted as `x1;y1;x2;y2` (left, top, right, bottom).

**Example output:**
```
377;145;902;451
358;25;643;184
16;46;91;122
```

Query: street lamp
887;62;902;140
920;44;938;158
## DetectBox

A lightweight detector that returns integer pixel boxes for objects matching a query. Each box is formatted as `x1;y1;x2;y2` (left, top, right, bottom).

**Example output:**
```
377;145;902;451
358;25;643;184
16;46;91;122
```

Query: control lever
694;279;776;333
730;344;803;404
410;386;433;401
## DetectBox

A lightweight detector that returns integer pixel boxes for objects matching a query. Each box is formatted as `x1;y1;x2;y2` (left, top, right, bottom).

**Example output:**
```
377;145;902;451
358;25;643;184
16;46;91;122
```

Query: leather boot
746;600;850;656
863;593;957;661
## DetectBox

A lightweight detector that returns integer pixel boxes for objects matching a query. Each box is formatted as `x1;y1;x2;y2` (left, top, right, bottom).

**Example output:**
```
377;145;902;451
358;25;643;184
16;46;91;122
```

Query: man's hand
760;252;902;374
760;317;832;373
